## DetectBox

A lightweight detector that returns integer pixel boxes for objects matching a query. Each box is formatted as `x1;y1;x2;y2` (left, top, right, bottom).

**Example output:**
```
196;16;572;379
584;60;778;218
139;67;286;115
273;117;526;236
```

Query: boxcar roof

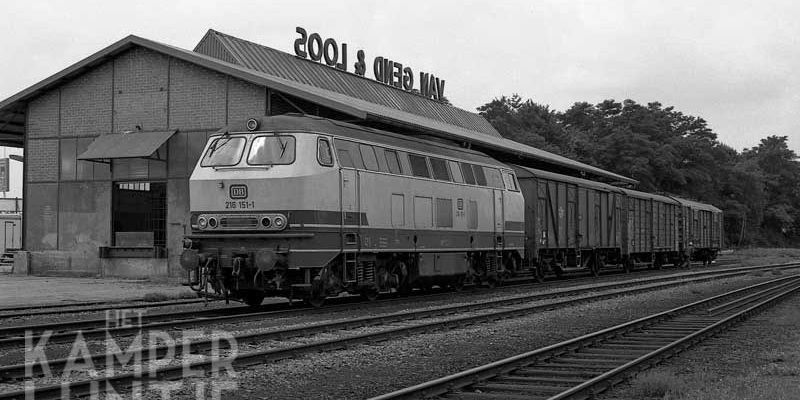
618;188;679;204
669;196;723;213
223;114;504;167
512;164;624;193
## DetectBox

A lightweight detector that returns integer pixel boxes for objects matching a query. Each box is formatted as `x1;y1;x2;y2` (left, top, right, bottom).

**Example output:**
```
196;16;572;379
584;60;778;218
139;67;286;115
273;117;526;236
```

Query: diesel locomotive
180;114;722;306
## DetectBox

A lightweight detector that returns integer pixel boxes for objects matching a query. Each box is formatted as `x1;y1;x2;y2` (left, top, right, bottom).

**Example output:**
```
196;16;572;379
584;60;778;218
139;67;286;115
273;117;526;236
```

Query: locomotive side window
334;139;365;169
409;154;431;178
502;171;519;191
384;149;403;174
473;165;488;186
448;161;464;183
317;138;334;167
373;147;390;172
247;136;296;165
460;162;476;185
484;167;504;188
201;136;246;167
430;157;451;181
359;144;380;171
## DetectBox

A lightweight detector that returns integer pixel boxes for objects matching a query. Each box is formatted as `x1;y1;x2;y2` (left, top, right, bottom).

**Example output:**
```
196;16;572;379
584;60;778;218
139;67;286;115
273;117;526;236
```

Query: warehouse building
0;29;634;278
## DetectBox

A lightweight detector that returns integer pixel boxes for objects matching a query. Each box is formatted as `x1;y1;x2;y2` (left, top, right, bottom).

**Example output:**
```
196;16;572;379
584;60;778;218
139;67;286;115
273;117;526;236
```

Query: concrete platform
0;275;195;307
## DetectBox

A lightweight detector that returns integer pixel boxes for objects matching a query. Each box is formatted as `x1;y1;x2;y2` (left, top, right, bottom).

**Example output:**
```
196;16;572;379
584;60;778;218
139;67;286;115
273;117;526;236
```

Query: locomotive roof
222;114;506;167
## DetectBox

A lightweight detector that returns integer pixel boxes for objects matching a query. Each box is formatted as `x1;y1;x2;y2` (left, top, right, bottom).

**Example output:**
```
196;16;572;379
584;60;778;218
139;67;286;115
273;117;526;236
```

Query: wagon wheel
623;257;634;273
308;276;327;308
532;262;545;283
451;275;466;292
590;255;602;278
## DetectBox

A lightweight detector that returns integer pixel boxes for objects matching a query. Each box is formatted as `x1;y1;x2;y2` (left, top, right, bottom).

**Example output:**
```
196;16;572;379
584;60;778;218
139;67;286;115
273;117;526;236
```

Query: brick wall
24;44;268;277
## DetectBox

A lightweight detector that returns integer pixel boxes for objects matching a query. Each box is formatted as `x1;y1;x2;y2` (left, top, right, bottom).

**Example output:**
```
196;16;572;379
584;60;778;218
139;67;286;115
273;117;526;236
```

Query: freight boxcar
618;188;681;270
671;197;723;264
513;165;624;277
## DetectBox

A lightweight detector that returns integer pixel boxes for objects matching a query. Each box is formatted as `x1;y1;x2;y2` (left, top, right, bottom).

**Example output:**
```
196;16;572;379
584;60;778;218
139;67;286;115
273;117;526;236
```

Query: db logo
229;184;248;199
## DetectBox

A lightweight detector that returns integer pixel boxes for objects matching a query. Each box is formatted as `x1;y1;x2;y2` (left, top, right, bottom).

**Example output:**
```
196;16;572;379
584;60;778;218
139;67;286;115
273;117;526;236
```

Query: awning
78;130;176;162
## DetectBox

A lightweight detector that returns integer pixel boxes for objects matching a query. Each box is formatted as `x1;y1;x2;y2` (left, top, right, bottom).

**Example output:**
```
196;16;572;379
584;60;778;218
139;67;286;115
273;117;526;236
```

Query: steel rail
2;267;769;382
0;298;215;319
1;270;795;399
0;261;791;350
368;275;800;400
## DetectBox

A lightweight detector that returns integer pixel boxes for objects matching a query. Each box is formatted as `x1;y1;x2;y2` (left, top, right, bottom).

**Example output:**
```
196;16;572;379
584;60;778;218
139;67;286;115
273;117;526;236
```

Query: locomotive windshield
247;136;296;165
201;136;246;167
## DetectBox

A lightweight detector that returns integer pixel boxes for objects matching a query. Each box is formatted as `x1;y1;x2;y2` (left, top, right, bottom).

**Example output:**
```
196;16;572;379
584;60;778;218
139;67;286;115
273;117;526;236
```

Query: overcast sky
2;0;798;161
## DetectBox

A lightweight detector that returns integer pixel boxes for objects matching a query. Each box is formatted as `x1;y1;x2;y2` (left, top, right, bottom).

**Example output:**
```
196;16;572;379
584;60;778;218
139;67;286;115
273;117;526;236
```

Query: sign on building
0;158;8;192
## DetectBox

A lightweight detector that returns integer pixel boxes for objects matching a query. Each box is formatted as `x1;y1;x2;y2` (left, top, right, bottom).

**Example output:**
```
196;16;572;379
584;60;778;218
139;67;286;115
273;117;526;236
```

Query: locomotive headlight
261;217;272;227
274;216;285;229
198;217;207;229
208;217;218;228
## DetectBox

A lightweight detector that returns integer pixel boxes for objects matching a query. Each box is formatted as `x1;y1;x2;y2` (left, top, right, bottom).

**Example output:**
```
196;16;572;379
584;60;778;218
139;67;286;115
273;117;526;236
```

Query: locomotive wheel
307;295;326;308
623;258;634;273
361;288;379;302
242;291;265;307
590;258;602;277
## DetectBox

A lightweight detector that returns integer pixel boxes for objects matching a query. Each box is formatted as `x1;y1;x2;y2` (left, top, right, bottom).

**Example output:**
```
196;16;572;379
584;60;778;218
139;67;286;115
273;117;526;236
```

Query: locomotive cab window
317;138;334;167
201;136;246;167
502;171;519;191
247;136;296;165
409;154;431;178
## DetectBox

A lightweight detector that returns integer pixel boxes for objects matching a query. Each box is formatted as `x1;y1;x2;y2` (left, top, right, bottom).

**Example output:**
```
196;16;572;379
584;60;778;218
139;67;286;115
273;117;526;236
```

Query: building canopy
77;130;176;162
0;29;636;185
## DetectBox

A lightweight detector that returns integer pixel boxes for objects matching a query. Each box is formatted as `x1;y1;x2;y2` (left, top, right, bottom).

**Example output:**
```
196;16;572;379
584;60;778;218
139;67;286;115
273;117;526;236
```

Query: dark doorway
112;181;167;256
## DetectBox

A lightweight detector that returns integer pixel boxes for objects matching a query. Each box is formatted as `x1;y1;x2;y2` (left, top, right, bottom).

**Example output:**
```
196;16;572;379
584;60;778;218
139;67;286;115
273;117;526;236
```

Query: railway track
369;275;800;400
0;258;736;320
0;262;795;399
0;261;778;350
0;298;213;319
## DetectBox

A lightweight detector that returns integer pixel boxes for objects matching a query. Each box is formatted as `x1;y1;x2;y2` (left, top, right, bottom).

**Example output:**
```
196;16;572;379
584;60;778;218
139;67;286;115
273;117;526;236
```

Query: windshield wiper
208;132;232;158
278;137;288;159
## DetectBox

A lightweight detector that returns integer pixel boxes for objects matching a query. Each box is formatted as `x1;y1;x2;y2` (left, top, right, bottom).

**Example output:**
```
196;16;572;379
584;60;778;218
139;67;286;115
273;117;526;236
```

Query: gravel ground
602;291;800;400
131;273;789;400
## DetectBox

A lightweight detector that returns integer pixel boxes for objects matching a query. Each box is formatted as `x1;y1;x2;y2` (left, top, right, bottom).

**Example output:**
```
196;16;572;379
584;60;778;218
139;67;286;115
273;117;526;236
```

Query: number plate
229;184;248;199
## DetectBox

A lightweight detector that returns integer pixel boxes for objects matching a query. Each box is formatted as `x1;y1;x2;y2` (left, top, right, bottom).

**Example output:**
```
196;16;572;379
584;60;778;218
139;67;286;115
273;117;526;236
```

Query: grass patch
630;370;685;398
771;269;784;275
749;270;765;277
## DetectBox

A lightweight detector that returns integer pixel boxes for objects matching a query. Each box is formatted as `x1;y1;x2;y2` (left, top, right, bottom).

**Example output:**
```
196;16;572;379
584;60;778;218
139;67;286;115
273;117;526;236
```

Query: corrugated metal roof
78;130;176;160
195;30;501;138
0;32;637;184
